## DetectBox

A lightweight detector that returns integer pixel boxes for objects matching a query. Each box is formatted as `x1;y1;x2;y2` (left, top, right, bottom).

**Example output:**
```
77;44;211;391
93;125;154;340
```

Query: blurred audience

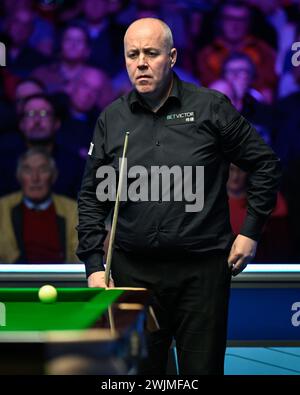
77;0;125;77
0;77;45;135
209;78;236;102
3;8;49;78
197;1;277;102
32;23;92;94
0;93;85;198
58;67;113;158
0;148;79;263
116;0;187;65
15;77;45;116
227;163;292;262
222;52;274;145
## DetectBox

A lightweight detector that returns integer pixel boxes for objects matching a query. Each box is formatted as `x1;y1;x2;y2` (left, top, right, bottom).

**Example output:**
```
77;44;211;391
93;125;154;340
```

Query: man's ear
170;48;177;68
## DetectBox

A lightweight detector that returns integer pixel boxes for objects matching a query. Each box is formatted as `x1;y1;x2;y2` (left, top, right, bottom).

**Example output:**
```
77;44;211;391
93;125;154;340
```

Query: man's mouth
136;75;152;80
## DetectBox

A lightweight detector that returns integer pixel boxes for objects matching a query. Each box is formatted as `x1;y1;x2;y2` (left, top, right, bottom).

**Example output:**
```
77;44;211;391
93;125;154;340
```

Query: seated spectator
0;93;85;198
209;79;236;103
227;163;292;262
77;0;125;77
222;53;274;145
0;147;78;263
3;8;49;78
58;67;113;158
0;77;46;134
197;1;277;102
32;23;92;95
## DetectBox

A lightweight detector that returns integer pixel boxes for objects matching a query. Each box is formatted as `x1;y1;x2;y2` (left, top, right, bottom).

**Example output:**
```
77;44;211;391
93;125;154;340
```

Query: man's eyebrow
143;47;160;51
127;46;159;51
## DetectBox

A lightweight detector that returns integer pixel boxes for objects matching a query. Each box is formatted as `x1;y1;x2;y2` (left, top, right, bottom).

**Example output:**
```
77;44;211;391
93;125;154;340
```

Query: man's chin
135;86;154;95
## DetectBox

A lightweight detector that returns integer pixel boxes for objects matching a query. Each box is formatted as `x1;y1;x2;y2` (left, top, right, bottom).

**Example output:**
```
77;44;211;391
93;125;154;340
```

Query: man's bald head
123;18;177;103
124;18;174;52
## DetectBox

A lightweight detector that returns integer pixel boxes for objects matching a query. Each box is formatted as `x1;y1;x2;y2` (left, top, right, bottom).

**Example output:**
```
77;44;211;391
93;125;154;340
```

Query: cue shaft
105;131;130;286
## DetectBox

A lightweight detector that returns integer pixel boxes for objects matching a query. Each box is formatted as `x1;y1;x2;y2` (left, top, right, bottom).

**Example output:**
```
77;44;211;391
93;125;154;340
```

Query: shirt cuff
84;253;105;279
239;215;266;241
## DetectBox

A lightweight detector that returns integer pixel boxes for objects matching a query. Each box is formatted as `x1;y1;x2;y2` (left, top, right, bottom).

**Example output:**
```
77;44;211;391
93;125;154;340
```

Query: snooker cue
104;131;160;332
105;132;129;335
104;131;130;286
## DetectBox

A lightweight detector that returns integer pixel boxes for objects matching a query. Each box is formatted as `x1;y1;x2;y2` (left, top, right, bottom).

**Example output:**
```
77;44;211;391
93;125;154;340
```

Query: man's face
83;0;108;23
20;98;59;142
124;21;176;98
19;154;54;202
70;70;104;112
224;59;253;99
7;9;33;46
221;6;250;44
62;27;90;62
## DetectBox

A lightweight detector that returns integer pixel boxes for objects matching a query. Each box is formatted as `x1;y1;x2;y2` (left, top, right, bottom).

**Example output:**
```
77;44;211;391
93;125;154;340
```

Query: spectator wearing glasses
0;93;85;198
0;147;78;264
0;77;45;137
222;53;274;146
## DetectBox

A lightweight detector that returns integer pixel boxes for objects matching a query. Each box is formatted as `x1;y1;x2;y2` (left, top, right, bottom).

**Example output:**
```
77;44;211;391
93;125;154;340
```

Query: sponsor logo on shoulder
88;142;94;155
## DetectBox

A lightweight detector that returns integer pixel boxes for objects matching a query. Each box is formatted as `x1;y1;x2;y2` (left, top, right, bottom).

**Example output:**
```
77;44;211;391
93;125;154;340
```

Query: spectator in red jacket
227;163;292;262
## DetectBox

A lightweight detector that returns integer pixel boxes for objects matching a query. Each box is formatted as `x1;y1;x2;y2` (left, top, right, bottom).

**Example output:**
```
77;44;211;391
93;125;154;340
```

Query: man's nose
32;116;41;126
137;54;148;69
31;171;40;182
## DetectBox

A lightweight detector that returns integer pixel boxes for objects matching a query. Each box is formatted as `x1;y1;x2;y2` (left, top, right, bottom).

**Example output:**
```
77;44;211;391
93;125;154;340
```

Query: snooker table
1;263;300;375
0;286;149;375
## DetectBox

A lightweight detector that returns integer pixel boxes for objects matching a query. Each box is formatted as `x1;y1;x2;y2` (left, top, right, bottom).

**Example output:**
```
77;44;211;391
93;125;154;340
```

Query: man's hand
87;271;115;288
228;234;257;276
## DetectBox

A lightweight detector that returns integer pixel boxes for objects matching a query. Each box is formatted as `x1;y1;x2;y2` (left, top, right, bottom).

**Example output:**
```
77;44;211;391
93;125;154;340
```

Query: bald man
77;18;281;374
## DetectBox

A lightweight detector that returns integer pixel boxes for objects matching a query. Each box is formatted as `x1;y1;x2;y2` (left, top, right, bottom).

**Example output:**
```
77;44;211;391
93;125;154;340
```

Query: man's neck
27;141;54;153
142;75;174;113
23;195;52;210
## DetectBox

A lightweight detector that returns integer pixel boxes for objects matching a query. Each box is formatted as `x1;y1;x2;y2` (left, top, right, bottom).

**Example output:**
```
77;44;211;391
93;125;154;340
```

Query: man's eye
148;52;158;57
128;53;138;59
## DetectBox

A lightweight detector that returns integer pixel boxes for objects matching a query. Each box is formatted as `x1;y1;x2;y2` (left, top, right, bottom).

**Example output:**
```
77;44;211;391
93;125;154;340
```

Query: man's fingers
231;258;248;276
108;279;115;288
227;252;242;268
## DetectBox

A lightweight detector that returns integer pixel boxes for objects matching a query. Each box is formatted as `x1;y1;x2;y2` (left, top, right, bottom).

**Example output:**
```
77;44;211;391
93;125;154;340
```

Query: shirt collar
23;196;52;211
128;72;182;112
